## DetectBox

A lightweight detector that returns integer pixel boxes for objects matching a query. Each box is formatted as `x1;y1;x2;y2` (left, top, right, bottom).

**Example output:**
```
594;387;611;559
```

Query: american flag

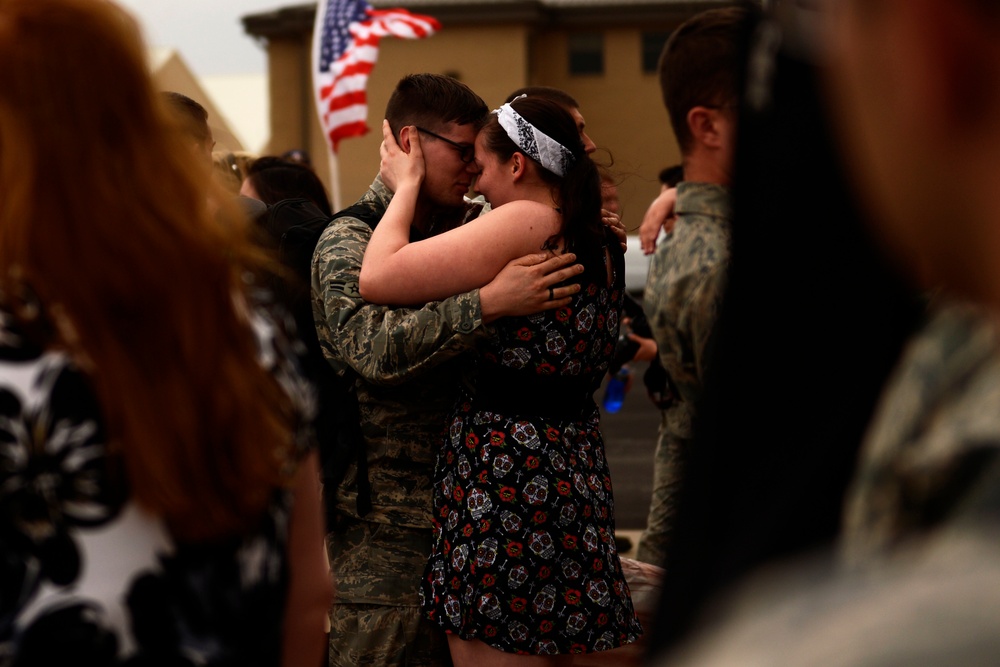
312;0;440;152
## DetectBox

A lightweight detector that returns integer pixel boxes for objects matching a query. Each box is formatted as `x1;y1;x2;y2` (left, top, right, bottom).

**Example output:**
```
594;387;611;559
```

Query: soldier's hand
480;252;583;323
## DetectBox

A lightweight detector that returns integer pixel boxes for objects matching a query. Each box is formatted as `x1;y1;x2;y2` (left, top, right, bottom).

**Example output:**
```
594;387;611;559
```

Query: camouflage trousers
327;517;452;667
636;410;690;567
328;604;452;667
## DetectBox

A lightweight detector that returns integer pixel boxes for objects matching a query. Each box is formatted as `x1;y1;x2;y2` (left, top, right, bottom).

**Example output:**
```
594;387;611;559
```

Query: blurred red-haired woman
0;0;331;664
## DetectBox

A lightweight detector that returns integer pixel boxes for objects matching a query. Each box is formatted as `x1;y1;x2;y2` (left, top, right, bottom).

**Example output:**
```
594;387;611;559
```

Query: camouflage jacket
311;176;493;531
643;182;732;440
841;300;1000;565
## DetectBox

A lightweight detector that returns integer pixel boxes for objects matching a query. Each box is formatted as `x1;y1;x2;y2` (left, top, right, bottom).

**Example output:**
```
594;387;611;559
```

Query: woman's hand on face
379;120;425;193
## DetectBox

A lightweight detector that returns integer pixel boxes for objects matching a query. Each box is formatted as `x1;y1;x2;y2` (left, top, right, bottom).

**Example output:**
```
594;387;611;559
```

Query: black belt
471;363;597;420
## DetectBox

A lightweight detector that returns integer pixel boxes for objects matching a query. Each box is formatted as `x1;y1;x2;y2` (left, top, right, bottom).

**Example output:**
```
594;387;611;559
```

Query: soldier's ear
688;106;724;149
398;125;414;154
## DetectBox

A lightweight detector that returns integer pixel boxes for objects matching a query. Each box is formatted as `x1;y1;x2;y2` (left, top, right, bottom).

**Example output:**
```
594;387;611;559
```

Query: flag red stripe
367;8;441;32
319;61;376;98
330;120;370;151
324;91;367;114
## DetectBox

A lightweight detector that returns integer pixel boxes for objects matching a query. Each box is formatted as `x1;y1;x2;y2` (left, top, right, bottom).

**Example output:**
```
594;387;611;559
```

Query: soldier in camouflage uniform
841;301;1000;564
311;74;583;667
636;8;746;566
821;0;1000;568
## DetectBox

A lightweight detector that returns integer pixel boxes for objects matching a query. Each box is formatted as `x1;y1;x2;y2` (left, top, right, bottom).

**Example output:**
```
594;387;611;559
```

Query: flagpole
326;143;342;211
311;0;341;211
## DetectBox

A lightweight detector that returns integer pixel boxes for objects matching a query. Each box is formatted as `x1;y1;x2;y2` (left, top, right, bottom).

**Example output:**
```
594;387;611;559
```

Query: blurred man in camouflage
311;74;583;667
637;7;748;566
824;0;1000;564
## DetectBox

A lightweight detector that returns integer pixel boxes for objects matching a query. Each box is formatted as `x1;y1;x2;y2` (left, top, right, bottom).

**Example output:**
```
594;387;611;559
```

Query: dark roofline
242;1;737;39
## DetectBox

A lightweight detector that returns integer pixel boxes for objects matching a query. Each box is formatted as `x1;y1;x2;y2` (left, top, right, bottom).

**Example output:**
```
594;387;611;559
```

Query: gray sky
116;0;291;76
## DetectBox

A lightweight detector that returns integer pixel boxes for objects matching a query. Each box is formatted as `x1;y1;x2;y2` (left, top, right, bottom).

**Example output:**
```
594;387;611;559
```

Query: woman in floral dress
360;96;642;666
0;1;330;664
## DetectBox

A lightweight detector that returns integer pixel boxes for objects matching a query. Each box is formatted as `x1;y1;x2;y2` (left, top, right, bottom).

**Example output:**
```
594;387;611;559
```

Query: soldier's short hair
384;73;488;139
659;7;750;153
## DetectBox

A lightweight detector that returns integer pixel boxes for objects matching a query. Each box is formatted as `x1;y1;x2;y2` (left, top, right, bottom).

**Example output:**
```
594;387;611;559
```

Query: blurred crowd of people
3;0;1000;666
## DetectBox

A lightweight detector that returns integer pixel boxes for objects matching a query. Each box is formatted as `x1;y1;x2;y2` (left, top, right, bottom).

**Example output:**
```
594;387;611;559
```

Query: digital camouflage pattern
311;176;491;534
327;604;452;667
637;182;732;566
326;520;452;667
312;176;490;665
636;406;690;566
841;300;1000;565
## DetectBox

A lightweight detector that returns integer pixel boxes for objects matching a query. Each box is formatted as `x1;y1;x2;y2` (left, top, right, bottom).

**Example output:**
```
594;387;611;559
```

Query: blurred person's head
163;91;215;165
505;86;597;155
823;0;1000;305
385;73;488;213
242;156;333;216
280;148;312;167
0;0;296;542
659;7;749;184
659;164;684;190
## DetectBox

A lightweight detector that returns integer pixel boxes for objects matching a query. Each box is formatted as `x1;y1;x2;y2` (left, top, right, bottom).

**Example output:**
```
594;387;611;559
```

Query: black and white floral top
0;302;315;666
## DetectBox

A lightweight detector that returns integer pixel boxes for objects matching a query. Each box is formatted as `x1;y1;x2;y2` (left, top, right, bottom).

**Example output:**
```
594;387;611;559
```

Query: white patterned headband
492;98;576;177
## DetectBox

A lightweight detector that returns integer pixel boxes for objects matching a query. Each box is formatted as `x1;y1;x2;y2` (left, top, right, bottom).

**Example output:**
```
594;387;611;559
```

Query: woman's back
0;302;311;664
0;1;331;664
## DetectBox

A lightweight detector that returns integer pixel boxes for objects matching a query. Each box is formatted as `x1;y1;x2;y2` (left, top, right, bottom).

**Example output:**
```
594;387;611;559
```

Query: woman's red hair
0;0;296;542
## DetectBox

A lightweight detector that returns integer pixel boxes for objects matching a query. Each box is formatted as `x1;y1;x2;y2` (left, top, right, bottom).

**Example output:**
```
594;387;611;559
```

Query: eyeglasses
415;126;475;164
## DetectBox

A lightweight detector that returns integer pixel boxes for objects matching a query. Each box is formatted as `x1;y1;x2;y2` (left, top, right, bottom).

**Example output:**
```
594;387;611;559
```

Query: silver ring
548;286;555;300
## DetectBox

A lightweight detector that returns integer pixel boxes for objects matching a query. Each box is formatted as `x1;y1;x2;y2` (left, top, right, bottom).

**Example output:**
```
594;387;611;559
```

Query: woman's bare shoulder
480;199;561;227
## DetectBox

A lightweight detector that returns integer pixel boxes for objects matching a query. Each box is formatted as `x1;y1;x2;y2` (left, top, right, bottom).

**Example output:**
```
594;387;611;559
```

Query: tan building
243;0;737;227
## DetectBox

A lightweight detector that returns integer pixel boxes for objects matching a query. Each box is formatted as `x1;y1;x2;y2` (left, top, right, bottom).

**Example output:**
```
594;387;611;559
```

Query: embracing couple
312;74;641;667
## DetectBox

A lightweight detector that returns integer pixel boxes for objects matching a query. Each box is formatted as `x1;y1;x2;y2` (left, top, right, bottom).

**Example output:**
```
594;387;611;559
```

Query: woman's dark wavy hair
482;97;612;282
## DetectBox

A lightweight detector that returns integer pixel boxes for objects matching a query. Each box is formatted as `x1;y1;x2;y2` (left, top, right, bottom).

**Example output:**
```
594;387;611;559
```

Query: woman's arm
281;451;333;667
639;187;678;255
359;122;561;306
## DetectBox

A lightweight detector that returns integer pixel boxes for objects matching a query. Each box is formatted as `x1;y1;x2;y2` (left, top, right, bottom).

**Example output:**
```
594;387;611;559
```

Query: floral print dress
419;245;643;656
0;303;314;667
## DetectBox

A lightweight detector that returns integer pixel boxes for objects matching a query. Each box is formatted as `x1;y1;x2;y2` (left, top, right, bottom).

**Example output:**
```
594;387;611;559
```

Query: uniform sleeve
311;217;493;386
644;226;728;405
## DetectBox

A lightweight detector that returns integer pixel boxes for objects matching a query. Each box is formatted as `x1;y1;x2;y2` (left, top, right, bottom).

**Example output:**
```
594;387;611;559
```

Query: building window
642;31;672;73
568;32;604;76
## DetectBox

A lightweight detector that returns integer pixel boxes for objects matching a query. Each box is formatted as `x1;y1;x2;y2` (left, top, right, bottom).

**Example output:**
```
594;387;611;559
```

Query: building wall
532;24;684;231
264;37;312;158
